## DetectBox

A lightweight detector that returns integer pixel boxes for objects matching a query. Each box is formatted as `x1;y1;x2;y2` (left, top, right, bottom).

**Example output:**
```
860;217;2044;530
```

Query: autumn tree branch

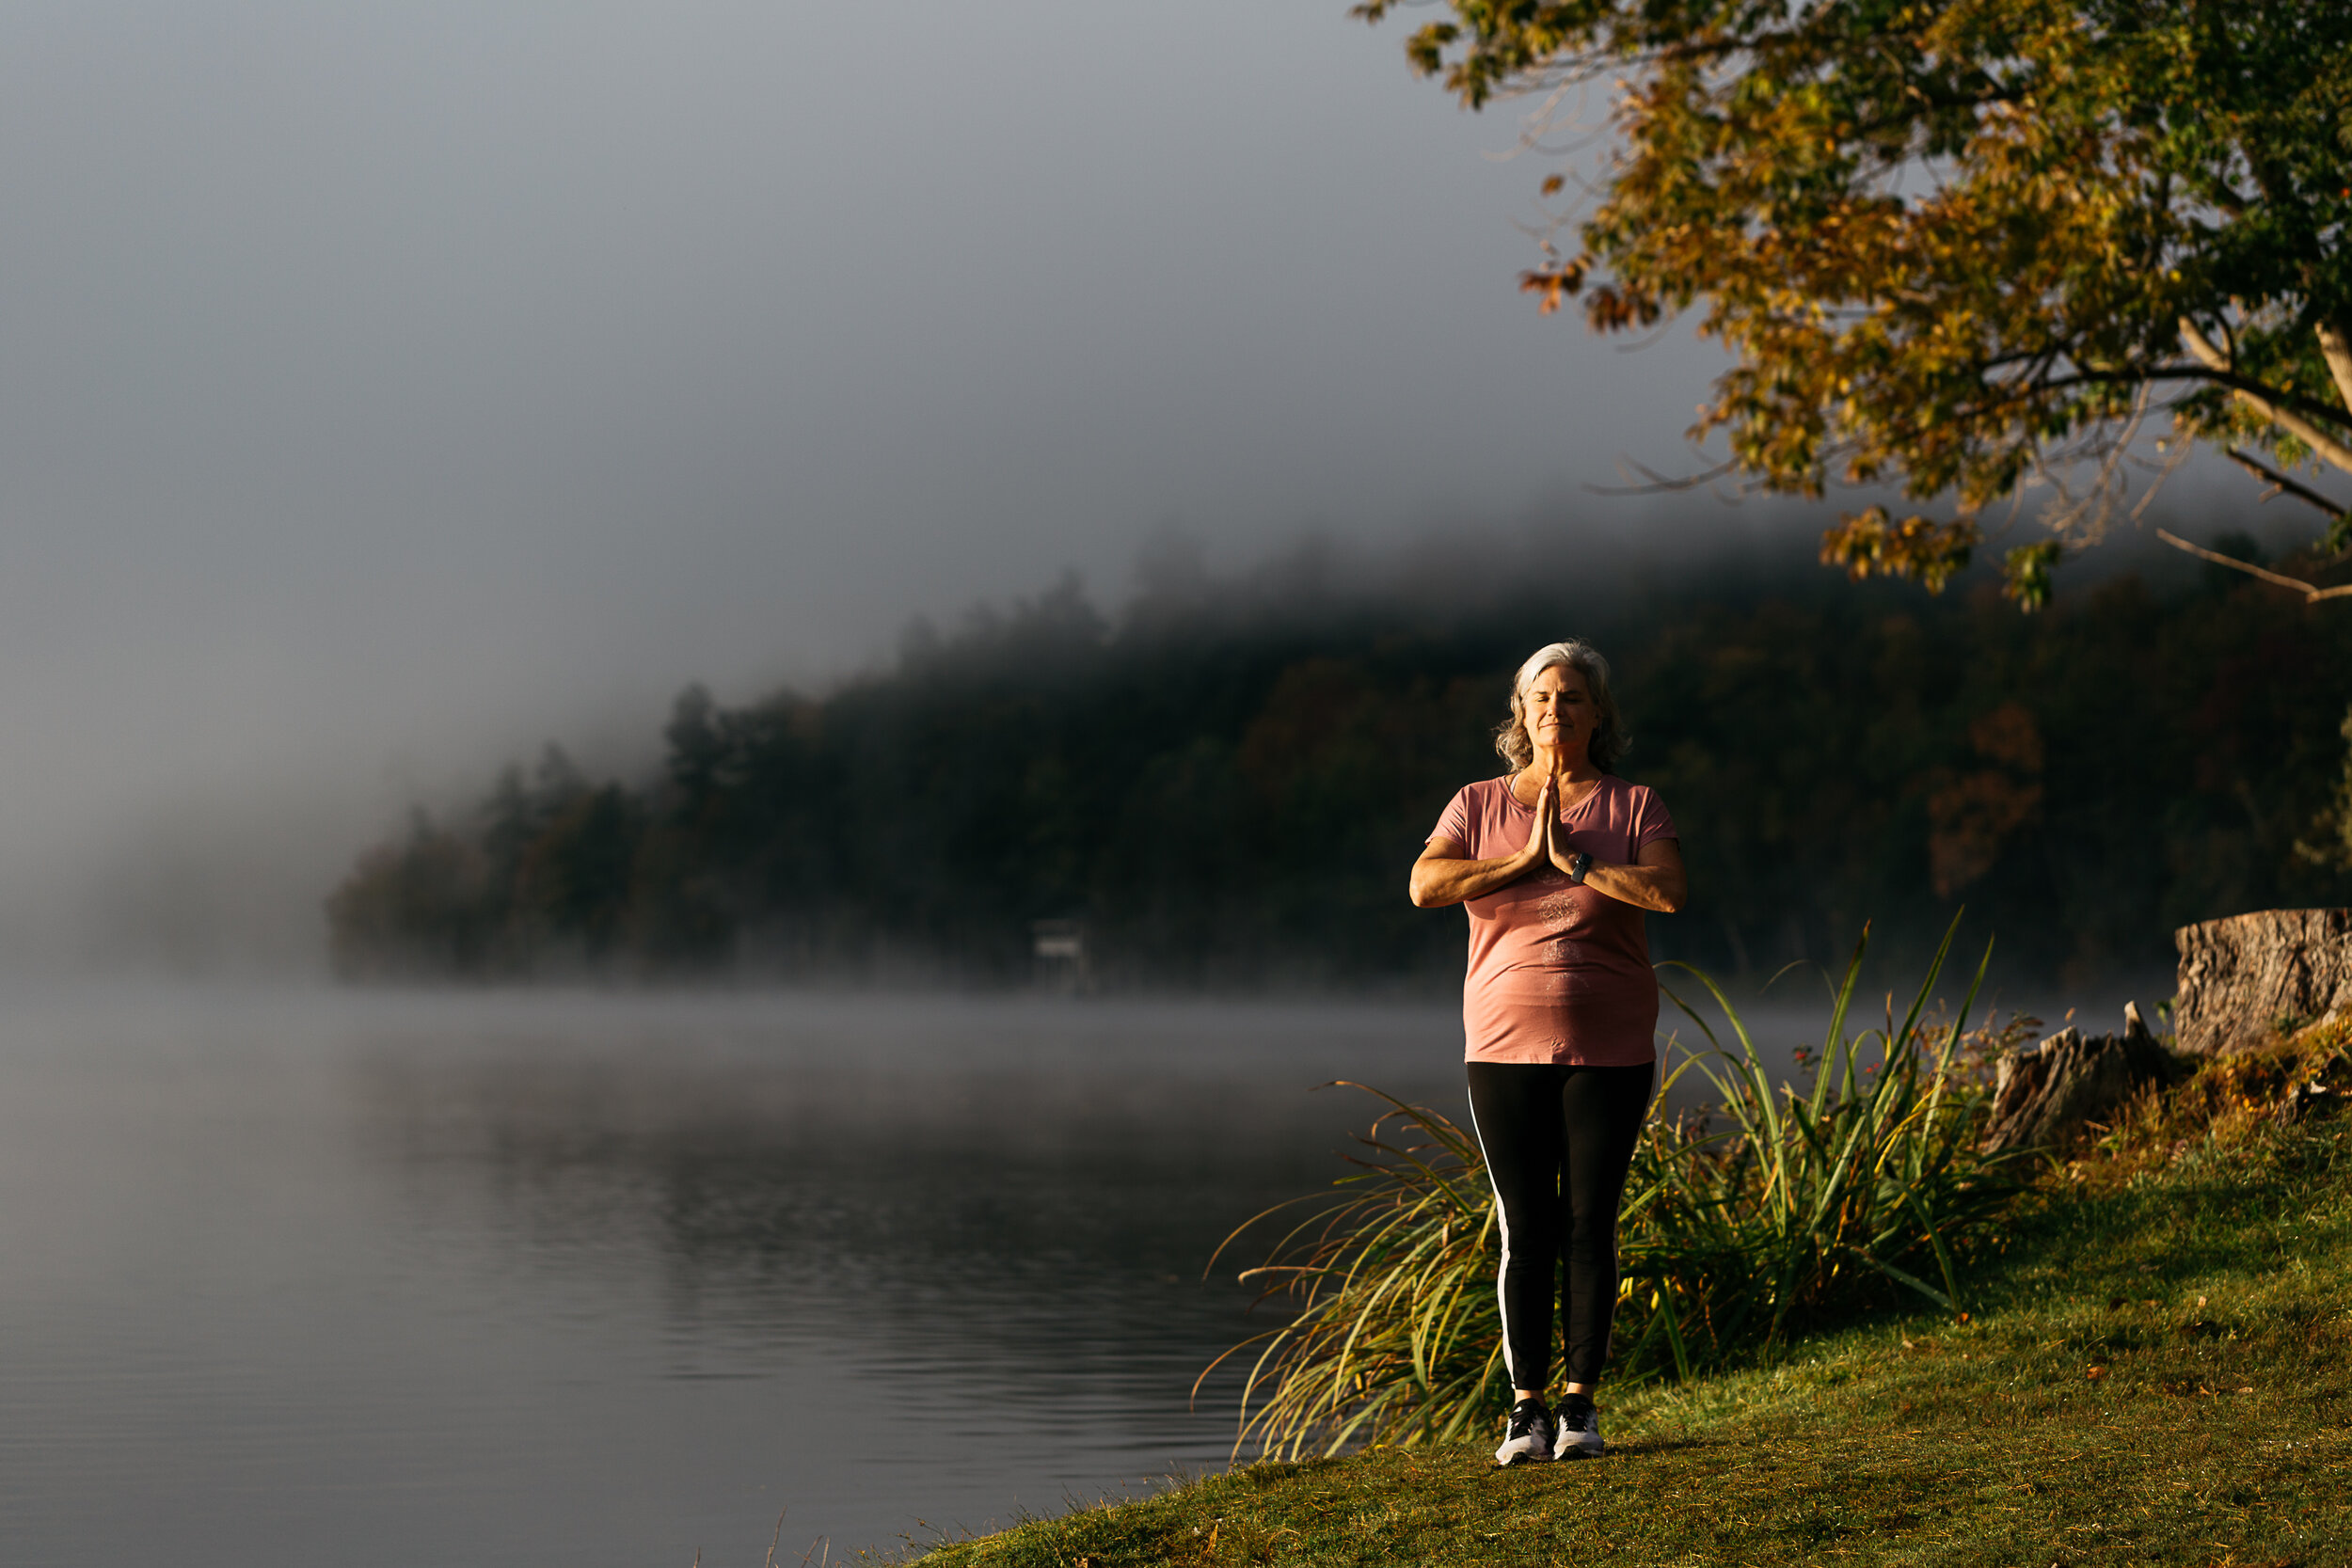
2222;448;2349;523
1363;3;2352;610
2178;320;2352;475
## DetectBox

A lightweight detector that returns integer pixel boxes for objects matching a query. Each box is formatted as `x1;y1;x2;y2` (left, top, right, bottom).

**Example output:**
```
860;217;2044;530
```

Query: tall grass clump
1206;919;2025;1460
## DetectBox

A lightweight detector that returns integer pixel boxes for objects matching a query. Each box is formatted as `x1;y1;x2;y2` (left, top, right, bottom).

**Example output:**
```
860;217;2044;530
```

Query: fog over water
0;0;2281;976
2;978;2138;1564
0;988;1464;1561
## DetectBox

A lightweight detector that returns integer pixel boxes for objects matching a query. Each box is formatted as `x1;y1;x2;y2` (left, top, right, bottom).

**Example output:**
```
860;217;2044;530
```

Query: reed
1204;918;2023;1460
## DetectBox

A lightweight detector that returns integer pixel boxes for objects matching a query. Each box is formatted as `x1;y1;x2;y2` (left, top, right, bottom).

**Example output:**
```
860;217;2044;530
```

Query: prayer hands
1520;770;1557;870
1543;757;1586;879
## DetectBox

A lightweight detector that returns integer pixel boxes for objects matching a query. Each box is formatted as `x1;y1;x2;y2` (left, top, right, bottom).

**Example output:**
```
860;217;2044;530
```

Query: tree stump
1980;1003;2180;1155
2173;908;2352;1057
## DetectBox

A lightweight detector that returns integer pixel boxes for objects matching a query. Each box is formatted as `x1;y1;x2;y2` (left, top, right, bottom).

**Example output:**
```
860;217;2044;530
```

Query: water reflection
0;980;2112;1564
350;996;1490;1557
0;990;1467;1564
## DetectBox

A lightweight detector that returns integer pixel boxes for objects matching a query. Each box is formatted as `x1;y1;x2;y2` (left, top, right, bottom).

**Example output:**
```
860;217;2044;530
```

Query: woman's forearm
1410;848;1540;909
1581;861;1686;913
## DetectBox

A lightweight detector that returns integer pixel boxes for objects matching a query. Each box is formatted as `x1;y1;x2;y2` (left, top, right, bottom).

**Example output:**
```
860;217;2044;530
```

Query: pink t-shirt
1429;774;1679;1066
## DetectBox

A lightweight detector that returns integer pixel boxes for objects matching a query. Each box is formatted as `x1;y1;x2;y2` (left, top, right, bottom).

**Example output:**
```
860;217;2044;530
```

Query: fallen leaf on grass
2086;1366;2107;1382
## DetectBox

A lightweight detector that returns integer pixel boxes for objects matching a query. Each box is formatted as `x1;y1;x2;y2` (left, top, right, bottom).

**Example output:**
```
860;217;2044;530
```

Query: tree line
326;538;2352;990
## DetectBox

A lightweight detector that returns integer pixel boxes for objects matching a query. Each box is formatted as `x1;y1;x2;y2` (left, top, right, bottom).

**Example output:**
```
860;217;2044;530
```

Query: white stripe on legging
1465;1097;1522;1391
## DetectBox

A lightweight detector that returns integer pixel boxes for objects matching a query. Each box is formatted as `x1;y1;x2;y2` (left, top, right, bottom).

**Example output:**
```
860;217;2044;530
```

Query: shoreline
906;1039;2352;1566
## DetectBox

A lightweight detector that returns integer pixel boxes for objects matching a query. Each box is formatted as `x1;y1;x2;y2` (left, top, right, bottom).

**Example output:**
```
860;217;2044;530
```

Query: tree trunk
1980;1004;2179;1156
2316;322;2352;416
2172;908;2352;1057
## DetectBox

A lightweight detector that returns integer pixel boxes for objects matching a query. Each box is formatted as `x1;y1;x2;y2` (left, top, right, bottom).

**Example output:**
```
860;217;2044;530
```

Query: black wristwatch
1565;850;1592;884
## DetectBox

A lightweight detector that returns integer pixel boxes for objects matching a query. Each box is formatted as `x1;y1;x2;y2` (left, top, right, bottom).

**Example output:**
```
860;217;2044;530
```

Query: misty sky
0;2;2260;967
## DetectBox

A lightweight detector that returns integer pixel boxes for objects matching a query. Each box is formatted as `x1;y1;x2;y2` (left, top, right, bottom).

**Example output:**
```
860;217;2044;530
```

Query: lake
0;986;1482;1565
0;973;2129;1563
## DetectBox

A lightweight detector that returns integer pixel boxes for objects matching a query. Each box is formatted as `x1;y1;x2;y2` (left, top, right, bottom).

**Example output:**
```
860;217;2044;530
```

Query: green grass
910;1073;2352;1566
1211;927;2021;1460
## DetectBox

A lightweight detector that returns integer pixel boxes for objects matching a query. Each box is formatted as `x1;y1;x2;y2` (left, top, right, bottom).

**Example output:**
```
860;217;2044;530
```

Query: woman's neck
1526;745;1600;785
1512;749;1602;804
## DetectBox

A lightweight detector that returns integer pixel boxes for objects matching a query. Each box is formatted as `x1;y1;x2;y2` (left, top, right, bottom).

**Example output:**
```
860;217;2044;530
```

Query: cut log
1980;1003;2182;1155
2173;908;2352;1057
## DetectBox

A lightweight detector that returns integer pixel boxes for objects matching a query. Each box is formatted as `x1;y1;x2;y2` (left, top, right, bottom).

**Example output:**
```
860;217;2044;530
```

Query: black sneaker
1495;1398;1554;1465
1551;1396;1603;1458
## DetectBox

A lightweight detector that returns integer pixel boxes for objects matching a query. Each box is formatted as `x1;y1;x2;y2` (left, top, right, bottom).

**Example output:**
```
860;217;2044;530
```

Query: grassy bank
912;1044;2352;1566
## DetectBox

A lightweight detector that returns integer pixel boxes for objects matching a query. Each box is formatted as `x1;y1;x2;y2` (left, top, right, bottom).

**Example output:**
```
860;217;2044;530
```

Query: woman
1409;640;1686;1465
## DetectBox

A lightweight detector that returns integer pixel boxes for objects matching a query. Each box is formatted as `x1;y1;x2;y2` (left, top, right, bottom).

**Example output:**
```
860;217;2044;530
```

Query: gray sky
0;1;2264;969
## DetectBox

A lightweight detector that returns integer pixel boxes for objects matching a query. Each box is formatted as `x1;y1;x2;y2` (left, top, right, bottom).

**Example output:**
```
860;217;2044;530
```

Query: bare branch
2221;448;2350;523
2154;529;2352;604
1588;457;1741;497
2127;429;2197;521
1613;317;1686;354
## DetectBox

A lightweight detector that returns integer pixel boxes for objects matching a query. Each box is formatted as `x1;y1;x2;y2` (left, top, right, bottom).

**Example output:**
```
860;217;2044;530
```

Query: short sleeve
1430;785;1475;850
1631;786;1678;850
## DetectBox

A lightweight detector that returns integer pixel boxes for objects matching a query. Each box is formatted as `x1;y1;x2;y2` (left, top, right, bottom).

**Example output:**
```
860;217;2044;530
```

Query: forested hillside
326;537;2352;990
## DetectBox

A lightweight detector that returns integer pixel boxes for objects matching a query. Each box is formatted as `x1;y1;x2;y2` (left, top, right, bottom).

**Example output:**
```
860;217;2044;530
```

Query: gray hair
1494;640;1629;772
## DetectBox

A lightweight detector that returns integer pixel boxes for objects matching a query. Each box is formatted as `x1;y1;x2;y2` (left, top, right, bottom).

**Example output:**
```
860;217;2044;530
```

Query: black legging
1466;1060;1655;1392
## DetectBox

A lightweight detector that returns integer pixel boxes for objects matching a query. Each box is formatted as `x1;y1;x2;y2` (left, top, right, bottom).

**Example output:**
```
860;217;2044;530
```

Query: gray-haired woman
1409;641;1686;1464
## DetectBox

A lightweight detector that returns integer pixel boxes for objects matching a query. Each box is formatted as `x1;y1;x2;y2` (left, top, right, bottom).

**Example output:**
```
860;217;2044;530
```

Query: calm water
0;975;2137;1564
0;986;1477;1565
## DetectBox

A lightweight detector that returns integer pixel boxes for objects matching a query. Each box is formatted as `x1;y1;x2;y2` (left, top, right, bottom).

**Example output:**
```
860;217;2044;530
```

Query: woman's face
1522;663;1596;763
